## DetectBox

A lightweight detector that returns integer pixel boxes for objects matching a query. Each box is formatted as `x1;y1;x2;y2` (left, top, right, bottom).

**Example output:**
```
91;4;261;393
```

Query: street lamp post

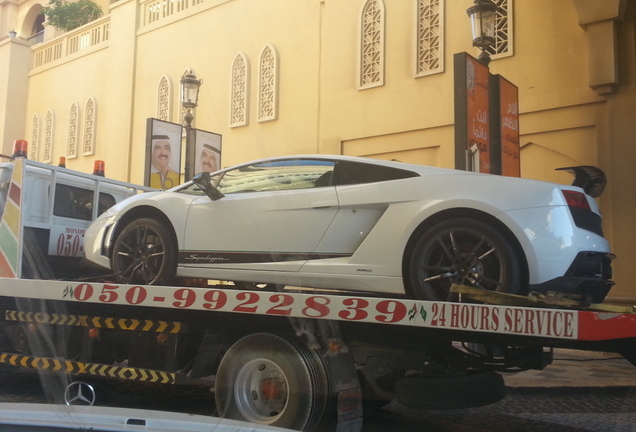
180;71;203;181
466;0;499;66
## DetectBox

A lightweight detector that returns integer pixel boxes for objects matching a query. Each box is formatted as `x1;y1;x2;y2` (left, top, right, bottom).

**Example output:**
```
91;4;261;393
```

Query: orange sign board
454;53;491;174
498;77;520;177
465;55;491;173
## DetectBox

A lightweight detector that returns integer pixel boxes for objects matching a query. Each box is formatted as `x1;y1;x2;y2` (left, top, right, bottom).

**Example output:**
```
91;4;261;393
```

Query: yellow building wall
318;0;460;167
25;29;132;179
129;0;323;177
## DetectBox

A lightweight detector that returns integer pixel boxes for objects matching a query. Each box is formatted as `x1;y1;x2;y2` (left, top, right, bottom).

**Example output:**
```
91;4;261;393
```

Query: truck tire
215;333;330;431
396;371;505;410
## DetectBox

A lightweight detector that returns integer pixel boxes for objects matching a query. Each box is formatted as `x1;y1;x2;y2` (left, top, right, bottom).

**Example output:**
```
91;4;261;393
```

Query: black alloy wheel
410;217;523;301
111;217;176;285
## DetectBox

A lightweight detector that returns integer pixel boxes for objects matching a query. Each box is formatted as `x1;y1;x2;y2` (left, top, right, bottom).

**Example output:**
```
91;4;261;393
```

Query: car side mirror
192;172;225;201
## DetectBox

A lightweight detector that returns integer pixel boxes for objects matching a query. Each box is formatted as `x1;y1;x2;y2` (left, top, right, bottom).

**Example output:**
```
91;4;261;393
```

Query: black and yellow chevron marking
5;310;88;327
0;353;176;384
4;310;183;333
0;353;84;374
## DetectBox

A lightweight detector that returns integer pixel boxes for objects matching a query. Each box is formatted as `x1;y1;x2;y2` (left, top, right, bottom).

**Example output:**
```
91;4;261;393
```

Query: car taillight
562;190;591;211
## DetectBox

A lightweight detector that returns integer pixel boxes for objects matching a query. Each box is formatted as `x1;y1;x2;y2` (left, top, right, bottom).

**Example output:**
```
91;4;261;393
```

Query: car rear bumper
529;252;615;304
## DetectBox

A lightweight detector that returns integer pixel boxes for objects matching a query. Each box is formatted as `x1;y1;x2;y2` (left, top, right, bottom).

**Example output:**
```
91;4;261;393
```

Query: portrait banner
145;118;183;189
193;129;222;177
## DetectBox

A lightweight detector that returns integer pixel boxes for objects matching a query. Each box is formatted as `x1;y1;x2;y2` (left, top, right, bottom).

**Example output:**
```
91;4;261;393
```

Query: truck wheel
215;333;329;431
409;217;523;301
112;218;176;285
396;371;505;410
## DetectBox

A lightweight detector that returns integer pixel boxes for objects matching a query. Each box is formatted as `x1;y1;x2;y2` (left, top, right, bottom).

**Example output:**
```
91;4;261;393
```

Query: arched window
157;76;171;121
30;114;40;161
22;5;45;44
359;0;385;89
258;44;278;122
31;14;45;41
230;53;249;127
43;109;55;163
485;0;513;59
83;97;97;156
67;102;80;159
415;0;444;77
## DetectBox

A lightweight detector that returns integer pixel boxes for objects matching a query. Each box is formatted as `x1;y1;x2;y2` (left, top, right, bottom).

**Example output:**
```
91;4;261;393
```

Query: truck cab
0;156;154;280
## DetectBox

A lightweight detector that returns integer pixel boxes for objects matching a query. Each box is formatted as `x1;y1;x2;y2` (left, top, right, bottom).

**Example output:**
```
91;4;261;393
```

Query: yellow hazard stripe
4;310;184;333
0;353;176;384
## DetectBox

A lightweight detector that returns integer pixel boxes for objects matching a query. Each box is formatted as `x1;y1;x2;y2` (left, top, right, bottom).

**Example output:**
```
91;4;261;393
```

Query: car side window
216;160;335;194
53;184;116;221
333;161;418;186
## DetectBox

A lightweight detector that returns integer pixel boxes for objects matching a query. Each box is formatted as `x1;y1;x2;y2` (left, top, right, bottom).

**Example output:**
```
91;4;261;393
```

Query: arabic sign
454;52;491;173
494;75;520;177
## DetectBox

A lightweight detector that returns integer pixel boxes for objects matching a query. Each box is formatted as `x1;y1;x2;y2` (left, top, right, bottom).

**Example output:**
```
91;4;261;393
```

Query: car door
181;159;338;272
303;160;419;274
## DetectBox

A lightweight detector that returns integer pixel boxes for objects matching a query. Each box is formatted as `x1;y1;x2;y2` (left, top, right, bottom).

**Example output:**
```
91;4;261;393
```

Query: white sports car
83;155;614;303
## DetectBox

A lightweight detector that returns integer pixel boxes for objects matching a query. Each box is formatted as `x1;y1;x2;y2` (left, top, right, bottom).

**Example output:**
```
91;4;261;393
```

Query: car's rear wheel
409;217;523;301
111;217;176;285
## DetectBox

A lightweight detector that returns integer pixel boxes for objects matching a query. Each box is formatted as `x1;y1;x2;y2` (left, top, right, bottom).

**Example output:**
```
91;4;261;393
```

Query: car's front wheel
111;217;176;285
409;217;523;301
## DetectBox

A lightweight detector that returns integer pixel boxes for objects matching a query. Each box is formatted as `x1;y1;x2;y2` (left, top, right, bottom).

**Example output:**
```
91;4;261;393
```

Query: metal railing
32;16;110;69
140;0;205;27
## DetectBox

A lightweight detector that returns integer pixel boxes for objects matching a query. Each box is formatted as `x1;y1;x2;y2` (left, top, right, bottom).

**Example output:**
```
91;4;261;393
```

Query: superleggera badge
183;254;229;263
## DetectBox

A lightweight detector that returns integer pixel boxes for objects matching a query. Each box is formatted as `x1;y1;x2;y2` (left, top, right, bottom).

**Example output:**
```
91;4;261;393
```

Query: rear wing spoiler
556;165;606;198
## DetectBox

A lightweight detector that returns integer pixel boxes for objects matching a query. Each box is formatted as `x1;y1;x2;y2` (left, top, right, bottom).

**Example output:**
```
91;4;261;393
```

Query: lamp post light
466;0;498;66
180;71;203;181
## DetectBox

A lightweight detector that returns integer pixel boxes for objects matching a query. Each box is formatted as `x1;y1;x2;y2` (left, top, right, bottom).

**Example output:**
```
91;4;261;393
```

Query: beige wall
130;0;323;175
2;0;636;298
0;37;30;154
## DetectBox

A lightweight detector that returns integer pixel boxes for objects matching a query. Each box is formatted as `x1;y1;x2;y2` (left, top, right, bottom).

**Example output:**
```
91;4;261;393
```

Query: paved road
0;349;634;431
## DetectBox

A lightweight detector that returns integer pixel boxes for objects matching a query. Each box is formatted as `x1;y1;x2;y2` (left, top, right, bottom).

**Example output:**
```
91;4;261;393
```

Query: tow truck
0;142;635;432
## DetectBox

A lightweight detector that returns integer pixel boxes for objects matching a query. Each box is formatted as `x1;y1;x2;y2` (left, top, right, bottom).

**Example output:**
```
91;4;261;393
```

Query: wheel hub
260;377;285;401
414;222;513;300
234;358;289;424
453;254;484;283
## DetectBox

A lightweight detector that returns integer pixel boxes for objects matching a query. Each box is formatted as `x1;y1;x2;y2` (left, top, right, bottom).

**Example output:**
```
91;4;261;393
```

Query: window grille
43;110;54;163
83;97;97;156
258;45;278;122
230;53;249;127
30;114;40;161
415;0;444;77
359;0;385;89
485;0;512;58
157;76;171;121
67;103;80;159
